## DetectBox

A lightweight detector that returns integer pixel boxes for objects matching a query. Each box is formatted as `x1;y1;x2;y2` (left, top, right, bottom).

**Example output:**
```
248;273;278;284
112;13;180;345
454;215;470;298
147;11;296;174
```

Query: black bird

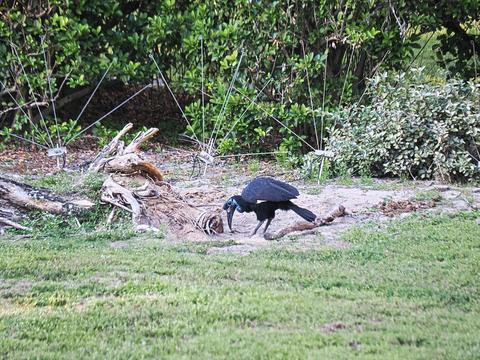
223;177;316;235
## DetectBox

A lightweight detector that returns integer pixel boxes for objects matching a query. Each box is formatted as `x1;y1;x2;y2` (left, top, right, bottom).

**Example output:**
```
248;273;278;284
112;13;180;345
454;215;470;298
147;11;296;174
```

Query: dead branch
88;123;133;172
100;176;144;224
124;128;158;154
0;176;94;215
103;156;164;182
0;176;94;233
264;205;346;240
99;175;223;234
0;217;32;231
88;125;163;182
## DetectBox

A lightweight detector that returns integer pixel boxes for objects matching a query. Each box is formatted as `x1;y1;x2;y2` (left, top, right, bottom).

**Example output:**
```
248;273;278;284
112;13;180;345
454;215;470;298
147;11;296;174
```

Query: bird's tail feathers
289;204;316;222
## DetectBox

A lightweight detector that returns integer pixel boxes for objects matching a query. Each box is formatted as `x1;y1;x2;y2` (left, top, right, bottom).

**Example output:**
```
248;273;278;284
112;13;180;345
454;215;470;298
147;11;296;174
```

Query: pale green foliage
328;69;480;182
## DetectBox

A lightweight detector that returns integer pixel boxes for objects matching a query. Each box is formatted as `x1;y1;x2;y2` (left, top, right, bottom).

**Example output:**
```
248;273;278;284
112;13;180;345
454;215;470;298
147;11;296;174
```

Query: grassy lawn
1;212;479;359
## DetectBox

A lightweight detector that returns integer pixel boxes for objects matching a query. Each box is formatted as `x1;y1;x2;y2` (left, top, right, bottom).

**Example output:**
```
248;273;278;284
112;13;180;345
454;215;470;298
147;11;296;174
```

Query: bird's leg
263;218;273;233
250;220;265;236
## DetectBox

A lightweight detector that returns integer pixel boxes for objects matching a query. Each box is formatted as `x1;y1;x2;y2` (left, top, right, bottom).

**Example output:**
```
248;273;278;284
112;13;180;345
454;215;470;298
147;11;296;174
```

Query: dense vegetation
329;70;480;181
0;1;479;180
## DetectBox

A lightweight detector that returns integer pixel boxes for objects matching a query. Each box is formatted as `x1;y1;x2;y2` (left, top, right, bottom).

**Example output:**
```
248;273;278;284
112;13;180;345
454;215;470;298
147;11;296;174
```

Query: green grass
1;212;479;359
25;171;106;198
411;190;443;202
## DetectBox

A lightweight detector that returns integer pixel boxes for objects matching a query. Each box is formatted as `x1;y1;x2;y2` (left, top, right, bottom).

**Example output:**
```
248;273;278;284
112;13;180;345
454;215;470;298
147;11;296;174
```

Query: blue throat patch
232;199;244;213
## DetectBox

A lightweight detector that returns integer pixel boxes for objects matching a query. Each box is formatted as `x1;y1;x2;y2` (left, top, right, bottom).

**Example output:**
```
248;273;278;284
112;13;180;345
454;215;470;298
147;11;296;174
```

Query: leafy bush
1;1;478;153
328;69;480;182
185;84;313;156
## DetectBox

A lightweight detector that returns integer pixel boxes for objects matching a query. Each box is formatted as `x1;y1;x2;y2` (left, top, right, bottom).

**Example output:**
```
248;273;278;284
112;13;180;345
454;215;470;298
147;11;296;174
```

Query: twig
264;205;346;240
107;207;116;224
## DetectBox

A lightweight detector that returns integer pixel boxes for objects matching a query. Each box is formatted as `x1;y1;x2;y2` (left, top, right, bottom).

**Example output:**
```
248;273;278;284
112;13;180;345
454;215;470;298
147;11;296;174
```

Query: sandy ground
2;147;479;255
159;153;479;255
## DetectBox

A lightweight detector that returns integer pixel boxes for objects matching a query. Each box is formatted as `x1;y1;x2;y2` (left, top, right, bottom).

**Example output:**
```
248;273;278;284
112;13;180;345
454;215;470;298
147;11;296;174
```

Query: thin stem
233;86;316;151
339;46;355;107
0;79;46;147
356;50;391;108
11;42;54;147
302;41;319;150
222;79;272;141
66;84;152;144
320;42;328;150
64;62;112;145
5;133;49;150
150;54;202;146
217;150;287;158
200;35;206;146
41;35;61;147
210;51;244;152
472;40;478;80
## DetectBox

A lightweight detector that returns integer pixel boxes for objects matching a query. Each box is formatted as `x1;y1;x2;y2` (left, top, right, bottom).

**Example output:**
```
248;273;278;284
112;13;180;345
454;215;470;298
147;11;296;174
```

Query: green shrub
327;69;480;182
184;86;312;156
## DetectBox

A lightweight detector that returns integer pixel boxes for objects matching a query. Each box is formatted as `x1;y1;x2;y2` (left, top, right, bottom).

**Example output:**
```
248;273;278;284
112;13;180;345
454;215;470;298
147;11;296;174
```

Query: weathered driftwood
100;176;223;234
0;176;94;232
88;125;163;182
264;205;346;240
0;176;94;215
88;123;133;172
0;124;222;236
92;125;223;235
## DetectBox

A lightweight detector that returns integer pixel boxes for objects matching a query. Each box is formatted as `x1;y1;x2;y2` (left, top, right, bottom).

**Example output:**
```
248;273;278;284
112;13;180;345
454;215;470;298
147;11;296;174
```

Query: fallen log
0;176;94;215
0;176;94;232
264;205;347;240
0;217;32;231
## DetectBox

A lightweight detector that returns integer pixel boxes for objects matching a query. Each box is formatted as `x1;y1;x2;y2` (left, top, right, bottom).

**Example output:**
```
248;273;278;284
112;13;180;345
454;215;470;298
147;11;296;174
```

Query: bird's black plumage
241;177;299;203
223;177;316;235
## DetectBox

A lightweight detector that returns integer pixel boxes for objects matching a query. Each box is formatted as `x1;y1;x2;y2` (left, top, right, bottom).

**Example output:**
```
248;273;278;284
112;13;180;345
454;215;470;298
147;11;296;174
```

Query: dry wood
99;175;223;234
124;128;159;154
0;176;94;215
88;123;133;172
100;176;144;224
0;217;32;231
0;176;94;232
88;125;164;182
102;154;164;182
264;205;347;240
89;124;222;235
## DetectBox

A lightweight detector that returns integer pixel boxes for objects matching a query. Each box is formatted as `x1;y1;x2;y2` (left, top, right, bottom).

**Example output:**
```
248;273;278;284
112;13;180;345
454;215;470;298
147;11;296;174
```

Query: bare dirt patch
162;158;478;254
2;148;479;255
320;322;348;333
376;199;438;216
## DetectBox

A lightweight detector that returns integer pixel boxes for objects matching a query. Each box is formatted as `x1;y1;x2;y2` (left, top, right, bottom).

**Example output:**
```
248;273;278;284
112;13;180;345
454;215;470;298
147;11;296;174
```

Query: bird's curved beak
226;205;236;232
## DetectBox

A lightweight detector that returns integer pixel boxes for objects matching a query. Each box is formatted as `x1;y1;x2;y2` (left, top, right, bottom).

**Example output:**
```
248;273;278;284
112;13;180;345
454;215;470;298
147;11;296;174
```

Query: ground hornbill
223;177;317;235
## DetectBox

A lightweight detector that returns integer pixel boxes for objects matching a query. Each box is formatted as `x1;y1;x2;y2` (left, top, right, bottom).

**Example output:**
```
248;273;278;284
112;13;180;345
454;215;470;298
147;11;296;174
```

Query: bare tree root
91;125;223;235
0;124;223;236
264;205;347;240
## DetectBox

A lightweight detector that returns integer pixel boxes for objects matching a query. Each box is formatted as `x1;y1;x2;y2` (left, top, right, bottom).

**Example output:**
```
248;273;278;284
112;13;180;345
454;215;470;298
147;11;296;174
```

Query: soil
1;147;479;256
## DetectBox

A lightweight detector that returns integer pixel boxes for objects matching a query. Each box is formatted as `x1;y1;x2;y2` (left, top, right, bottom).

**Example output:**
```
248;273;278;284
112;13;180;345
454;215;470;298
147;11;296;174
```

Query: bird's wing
241;177;299;203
